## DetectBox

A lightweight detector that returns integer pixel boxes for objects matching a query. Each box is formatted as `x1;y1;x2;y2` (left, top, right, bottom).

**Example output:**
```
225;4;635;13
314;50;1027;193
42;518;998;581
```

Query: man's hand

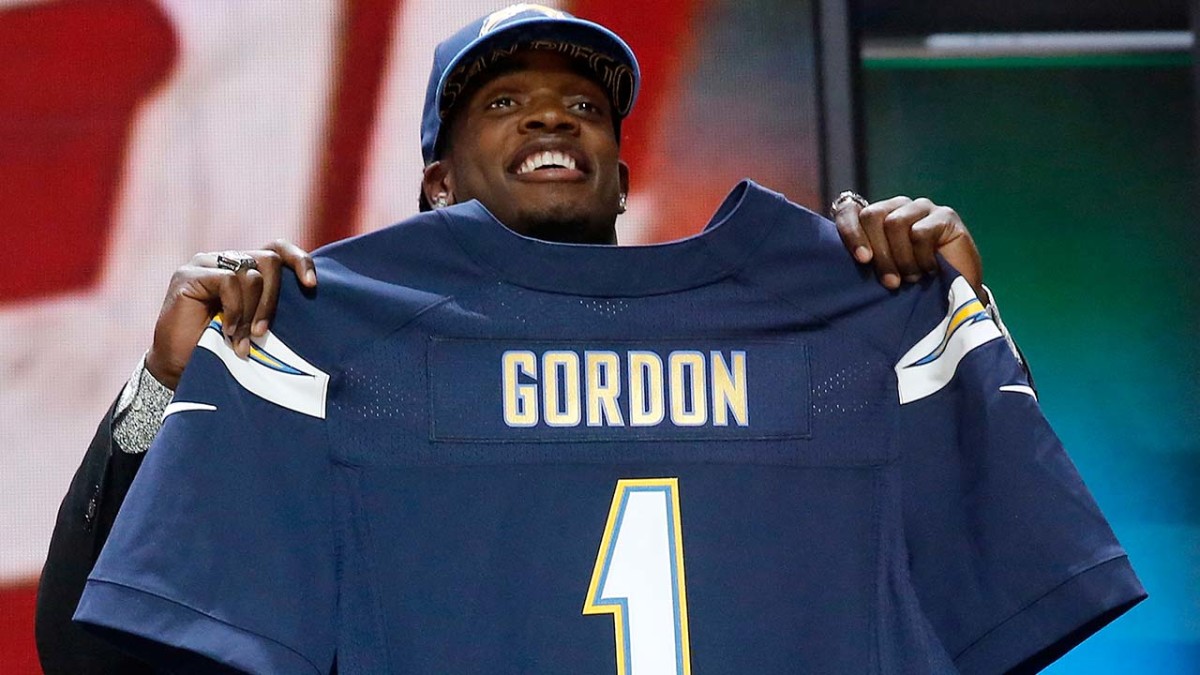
832;195;984;301
145;241;316;390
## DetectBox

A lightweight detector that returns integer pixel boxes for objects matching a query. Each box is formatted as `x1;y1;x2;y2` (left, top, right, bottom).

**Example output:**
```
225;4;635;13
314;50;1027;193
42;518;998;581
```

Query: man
40;5;1140;673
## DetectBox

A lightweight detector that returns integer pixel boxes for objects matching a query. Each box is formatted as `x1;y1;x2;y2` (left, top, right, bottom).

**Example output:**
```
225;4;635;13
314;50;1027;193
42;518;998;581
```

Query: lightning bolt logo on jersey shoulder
895;277;1002;404
197;316;329;418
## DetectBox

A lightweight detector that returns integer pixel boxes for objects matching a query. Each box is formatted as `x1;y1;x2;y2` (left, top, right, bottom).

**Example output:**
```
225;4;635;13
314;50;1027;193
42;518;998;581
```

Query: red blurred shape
569;0;705;241
0;0;177;303
569;0;702;165
308;0;403;247
0;582;40;674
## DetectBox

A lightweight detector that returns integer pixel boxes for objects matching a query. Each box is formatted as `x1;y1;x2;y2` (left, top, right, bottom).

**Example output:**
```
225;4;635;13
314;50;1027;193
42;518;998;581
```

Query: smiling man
44;5;1143;674
418;5;634;246
425;49;627;244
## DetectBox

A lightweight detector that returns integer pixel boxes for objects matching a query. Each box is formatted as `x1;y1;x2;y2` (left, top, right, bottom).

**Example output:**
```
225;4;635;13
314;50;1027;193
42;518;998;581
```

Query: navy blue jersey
76;182;1144;674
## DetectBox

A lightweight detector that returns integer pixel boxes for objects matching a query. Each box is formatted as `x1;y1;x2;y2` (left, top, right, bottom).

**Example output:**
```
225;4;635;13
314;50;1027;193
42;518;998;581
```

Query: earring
617;193;627;214
433;193;449;209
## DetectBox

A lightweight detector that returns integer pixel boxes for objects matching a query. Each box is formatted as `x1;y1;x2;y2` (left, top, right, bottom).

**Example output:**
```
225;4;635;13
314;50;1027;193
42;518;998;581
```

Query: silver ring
215;251;258;274
830;190;869;216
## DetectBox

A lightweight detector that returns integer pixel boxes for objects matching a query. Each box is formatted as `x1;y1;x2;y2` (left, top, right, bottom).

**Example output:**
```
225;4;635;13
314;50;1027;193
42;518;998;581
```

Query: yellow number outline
583;477;692;675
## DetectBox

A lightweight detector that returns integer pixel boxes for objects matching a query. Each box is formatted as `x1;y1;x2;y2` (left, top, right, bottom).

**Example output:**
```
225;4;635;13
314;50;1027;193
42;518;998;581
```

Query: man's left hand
832;195;985;303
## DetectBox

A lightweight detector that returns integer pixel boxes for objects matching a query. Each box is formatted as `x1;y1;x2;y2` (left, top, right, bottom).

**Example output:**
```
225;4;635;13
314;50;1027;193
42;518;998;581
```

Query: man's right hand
145;241;316;390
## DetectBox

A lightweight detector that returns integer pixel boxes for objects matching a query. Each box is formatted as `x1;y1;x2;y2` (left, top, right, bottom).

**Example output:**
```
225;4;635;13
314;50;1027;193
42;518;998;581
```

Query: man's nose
521;100;579;134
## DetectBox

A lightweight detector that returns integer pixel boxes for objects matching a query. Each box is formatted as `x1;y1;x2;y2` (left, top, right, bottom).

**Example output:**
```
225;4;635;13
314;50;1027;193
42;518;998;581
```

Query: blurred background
0;0;1195;671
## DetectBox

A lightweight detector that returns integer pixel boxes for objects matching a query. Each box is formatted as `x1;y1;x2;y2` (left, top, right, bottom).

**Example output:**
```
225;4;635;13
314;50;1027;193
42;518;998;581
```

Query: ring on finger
215;251;258;274
830;190;869;216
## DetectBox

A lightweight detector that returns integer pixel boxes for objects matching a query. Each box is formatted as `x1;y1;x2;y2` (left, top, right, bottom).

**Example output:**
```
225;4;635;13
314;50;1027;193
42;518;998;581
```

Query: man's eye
487;96;516;109
571;99;611;119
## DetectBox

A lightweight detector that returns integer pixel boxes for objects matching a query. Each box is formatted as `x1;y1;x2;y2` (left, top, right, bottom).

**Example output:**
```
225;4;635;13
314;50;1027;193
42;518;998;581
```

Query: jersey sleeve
73;321;336;674
896;272;1145;674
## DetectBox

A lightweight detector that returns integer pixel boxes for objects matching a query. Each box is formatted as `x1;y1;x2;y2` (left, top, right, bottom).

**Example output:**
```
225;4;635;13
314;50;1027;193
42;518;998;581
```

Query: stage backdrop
863;48;1199;672
2;0;1193;672
0;0;823;669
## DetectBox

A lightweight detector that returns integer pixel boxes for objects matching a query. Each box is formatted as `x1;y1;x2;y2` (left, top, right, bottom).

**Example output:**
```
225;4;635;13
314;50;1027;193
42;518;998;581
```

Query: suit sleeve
35;397;154;675
897;273;1145;674
72;326;337;674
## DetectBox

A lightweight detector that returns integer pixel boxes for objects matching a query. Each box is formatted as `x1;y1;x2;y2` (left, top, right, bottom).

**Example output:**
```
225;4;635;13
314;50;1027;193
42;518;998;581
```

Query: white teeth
517;150;577;174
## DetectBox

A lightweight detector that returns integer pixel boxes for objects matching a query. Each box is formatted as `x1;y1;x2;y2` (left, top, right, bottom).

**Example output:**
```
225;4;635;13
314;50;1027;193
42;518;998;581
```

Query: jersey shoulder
725;184;916;357
267;208;489;370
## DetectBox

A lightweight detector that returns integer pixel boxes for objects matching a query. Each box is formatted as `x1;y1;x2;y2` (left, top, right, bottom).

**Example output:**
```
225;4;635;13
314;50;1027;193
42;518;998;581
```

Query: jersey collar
439;180;788;297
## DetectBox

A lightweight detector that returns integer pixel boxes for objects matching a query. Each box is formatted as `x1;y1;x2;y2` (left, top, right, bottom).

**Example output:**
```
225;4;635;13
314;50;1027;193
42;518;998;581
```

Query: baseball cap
421;4;640;165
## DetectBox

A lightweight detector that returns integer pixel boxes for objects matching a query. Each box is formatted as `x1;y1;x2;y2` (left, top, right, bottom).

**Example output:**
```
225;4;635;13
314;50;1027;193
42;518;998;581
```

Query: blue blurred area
865;58;1199;671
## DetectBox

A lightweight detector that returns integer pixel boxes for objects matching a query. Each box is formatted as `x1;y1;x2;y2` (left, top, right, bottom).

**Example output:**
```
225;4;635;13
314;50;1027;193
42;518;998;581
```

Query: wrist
144;347;182;391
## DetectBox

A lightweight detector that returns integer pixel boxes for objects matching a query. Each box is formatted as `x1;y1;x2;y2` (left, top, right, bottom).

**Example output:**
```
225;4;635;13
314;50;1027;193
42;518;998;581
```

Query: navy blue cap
421;4;640;165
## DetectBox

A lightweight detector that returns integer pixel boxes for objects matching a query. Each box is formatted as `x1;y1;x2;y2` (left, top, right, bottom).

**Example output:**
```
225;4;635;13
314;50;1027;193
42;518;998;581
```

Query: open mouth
510;145;588;180
516;150;578;175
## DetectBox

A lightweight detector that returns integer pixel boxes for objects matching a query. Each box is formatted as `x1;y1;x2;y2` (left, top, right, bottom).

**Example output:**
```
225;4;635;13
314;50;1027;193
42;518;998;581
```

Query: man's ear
618;160;630;196
422;160;455;206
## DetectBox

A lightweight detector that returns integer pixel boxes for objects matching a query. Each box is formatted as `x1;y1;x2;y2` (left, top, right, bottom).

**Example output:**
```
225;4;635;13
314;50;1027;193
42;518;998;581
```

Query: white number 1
583;478;692;675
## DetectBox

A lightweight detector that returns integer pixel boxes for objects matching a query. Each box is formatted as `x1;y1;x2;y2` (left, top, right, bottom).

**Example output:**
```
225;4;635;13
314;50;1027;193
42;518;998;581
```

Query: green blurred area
864;59;1199;670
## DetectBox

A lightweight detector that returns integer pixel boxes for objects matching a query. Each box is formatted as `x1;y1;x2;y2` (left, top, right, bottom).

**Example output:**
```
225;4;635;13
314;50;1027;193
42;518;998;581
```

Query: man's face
426;50;628;244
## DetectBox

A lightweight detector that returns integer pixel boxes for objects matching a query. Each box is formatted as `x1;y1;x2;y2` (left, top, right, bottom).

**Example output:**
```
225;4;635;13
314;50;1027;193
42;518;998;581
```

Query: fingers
881;197;937;282
911;206;983;295
266;239;317;287
214;268;243;350
189;240;314;339
909;210;951;275
857;196;912;289
829;192;979;294
151;239;307;385
253;240;315;336
237;269;264;353
832;200;872;264
147;265;228;389
247;249;282;337
216;268;262;359
179;257;261;357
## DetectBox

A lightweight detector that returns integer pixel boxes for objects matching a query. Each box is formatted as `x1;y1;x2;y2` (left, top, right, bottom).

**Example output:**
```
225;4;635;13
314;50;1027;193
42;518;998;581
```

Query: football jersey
76;181;1144;674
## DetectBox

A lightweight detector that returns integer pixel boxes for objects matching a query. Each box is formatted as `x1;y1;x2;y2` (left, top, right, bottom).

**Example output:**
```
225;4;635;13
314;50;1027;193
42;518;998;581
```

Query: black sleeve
35;397;154;675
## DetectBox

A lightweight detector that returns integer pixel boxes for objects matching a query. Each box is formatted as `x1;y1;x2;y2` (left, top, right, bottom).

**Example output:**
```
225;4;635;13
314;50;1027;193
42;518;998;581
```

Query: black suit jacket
35;398;153;674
